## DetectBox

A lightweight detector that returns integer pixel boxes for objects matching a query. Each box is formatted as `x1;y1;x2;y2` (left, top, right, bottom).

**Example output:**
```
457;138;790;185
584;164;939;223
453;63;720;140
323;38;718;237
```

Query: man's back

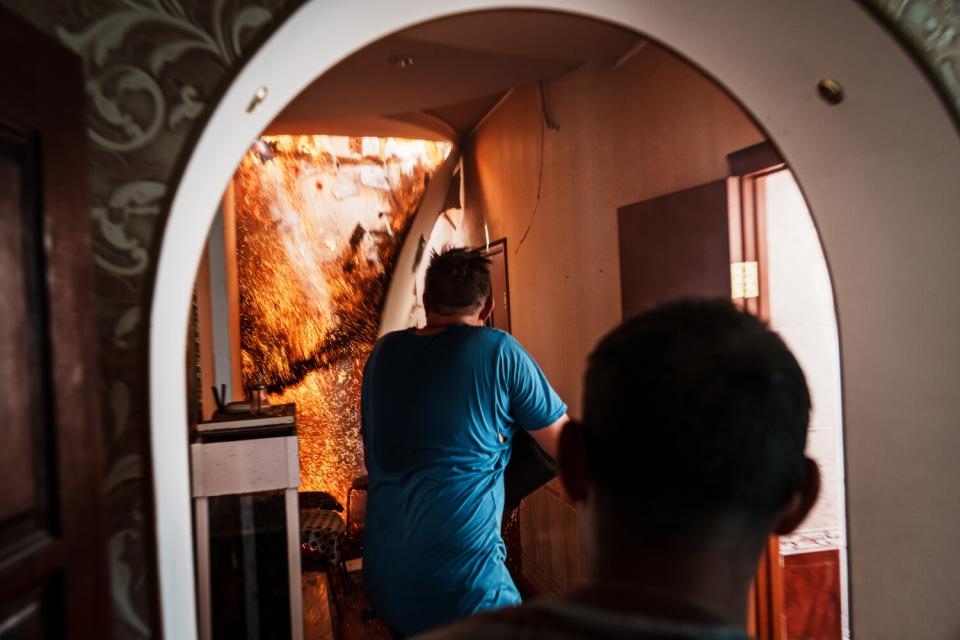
361;324;566;636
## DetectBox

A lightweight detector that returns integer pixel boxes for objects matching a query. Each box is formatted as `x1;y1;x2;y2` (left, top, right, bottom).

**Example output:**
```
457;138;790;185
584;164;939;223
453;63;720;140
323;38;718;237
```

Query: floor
302;511;522;639
302;566;391;640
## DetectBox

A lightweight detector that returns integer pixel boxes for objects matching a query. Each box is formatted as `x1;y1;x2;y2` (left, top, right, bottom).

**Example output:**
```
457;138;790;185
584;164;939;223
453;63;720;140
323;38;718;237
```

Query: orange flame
234;135;450;503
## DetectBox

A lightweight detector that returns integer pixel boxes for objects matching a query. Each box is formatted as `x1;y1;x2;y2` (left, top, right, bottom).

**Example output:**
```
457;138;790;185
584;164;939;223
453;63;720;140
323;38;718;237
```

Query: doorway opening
761;168;848;640
730;149;849;640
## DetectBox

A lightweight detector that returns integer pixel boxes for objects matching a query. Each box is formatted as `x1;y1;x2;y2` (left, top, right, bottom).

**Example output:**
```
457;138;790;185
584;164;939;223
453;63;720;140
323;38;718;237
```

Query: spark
235;134;450;503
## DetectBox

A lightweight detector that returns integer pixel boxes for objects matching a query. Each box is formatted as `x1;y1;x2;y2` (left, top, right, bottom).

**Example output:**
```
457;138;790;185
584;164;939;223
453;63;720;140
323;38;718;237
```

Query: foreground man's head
563;298;818;551
557;299;820;627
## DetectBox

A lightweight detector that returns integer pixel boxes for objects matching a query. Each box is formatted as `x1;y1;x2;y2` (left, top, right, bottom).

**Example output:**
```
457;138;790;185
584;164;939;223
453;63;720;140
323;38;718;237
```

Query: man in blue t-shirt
361;247;569;637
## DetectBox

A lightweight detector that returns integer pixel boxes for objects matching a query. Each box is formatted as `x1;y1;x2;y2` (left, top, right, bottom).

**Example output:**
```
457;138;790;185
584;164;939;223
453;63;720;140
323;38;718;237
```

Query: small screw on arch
388;54;415;69
817;79;844;106
246;86;269;113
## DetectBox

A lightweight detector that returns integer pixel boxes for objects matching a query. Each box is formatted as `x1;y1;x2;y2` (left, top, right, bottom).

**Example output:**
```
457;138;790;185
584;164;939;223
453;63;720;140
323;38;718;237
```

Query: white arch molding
150;1;960;638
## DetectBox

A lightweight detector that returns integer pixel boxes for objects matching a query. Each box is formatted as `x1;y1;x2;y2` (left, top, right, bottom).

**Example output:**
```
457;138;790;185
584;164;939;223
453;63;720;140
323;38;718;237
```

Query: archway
150;2;960;638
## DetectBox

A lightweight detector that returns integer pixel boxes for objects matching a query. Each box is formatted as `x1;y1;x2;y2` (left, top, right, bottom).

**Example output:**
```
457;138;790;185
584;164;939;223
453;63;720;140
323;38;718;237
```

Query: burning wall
234;135;450;503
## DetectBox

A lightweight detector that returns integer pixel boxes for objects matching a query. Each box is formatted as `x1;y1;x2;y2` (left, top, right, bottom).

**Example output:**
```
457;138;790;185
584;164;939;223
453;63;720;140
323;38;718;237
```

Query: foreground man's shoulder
414;604;550;640
416;599;600;639
415;598;753;640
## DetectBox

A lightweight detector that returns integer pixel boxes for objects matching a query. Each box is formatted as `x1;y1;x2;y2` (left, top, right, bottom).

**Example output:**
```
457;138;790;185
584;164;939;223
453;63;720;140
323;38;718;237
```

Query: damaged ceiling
265;10;642;141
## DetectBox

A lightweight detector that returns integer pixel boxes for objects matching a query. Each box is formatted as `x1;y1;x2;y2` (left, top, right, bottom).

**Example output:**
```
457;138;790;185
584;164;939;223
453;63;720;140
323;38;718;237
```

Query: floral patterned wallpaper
865;0;960;116
0;1;302;636
0;0;956;638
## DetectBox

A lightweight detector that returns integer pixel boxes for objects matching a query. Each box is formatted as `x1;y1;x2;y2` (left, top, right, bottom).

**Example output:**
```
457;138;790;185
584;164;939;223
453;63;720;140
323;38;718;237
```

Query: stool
300;508;345;566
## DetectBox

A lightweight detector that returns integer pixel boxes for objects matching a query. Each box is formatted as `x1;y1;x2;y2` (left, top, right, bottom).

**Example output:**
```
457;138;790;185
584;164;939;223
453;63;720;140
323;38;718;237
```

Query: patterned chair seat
300;508;345;567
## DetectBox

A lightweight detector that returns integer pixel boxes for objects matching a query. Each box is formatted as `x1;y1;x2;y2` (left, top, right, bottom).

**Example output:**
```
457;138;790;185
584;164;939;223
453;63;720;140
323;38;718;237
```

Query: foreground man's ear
558;420;590;503
773;457;821;536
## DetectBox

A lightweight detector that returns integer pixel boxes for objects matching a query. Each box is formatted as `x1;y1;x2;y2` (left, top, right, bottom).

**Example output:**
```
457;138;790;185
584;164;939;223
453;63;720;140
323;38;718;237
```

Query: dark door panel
618;180;732;317
0;7;110;638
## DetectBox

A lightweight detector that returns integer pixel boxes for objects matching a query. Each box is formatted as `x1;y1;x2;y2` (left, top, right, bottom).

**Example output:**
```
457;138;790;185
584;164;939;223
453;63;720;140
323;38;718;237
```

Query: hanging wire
515;80;558;256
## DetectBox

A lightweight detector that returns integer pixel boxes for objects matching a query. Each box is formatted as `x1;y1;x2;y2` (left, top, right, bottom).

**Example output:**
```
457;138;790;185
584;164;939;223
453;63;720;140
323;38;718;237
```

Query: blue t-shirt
361;325;567;637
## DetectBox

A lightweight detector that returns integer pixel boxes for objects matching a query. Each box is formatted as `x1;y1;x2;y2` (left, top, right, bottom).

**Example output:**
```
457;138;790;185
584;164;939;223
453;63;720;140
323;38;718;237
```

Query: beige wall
464;44;763;416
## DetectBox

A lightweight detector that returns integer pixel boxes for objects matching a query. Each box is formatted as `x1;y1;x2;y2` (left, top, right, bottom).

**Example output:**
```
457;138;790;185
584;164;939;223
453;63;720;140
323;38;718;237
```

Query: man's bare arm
528;413;570;460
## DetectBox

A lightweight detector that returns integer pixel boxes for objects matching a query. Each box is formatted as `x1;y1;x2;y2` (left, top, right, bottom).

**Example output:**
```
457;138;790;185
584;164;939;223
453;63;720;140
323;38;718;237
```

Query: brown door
618;179;733;317
0;8;110;639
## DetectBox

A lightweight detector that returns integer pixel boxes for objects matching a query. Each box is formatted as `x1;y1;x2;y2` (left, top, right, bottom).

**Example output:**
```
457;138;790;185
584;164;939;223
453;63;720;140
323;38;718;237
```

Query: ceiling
265;10;641;141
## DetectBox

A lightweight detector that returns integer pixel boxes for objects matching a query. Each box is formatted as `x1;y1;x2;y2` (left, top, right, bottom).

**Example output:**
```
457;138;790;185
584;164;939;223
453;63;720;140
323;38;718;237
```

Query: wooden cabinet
519;480;587;595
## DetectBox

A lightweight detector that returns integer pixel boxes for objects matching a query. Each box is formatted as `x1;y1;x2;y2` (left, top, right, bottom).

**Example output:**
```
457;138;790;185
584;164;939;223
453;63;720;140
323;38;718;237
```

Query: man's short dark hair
423;247;491;315
583;298;810;539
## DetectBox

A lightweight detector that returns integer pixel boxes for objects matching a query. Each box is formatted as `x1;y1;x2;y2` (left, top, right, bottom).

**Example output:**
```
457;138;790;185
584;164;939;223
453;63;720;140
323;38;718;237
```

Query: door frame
481;238;512;333
730;144;850;639
728;143;787;640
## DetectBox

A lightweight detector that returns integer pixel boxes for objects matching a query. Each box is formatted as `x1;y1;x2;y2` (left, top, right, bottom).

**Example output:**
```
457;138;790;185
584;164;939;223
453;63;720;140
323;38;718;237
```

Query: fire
234;135;450;503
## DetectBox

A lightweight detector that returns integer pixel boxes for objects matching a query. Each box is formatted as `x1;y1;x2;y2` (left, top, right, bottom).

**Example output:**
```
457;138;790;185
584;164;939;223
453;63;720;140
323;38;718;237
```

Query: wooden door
618;180;733;317
0;8;110;638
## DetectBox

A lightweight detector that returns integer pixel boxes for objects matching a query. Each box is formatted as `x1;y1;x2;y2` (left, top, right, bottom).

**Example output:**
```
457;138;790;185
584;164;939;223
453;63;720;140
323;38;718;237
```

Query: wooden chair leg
339;559;353;594
325;565;341;624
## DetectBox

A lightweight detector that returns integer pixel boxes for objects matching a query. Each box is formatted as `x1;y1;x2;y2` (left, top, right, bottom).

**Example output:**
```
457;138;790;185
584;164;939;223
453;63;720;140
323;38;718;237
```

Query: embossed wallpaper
0;1;955;638
0;1;303;636
866;0;960;116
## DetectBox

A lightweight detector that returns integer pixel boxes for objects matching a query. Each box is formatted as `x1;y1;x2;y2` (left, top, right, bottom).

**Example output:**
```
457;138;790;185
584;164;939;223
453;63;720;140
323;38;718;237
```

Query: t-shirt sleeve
498;334;567;431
